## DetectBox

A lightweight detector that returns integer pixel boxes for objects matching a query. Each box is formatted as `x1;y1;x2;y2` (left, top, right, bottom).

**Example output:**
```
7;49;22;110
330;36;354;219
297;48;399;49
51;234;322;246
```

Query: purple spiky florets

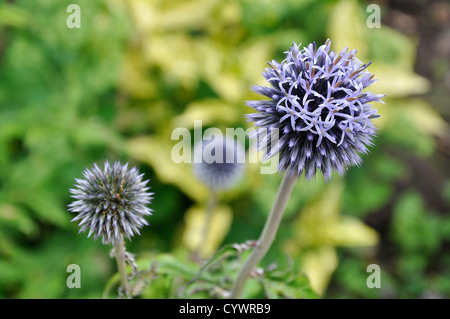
193;136;245;191
68;161;153;244
247;39;384;180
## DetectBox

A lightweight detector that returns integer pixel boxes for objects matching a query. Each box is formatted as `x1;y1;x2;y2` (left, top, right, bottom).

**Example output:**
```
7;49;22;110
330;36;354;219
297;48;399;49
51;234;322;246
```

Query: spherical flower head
247;39;384;181
68;161;153;244
193;136;245;191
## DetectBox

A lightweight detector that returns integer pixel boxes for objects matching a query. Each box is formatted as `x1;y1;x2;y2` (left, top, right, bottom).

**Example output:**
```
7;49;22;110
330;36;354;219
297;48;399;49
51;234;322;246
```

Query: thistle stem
114;234;130;297
231;173;296;298
198;191;217;256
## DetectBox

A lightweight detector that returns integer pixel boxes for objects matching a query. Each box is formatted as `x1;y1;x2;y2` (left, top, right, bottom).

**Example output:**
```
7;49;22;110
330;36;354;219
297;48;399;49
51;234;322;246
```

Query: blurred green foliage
0;0;448;299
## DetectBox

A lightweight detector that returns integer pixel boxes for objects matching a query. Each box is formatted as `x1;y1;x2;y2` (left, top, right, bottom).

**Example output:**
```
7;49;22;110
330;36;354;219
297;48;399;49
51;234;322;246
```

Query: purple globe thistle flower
247;39;384;180
193;136;245;190
68;161;153;244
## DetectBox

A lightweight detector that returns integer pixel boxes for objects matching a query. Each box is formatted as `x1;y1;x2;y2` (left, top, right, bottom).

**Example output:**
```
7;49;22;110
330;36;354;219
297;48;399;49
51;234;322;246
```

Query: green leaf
261;275;317;299
22;191;70;229
190;242;251;284
0;4;29;28
391;192;441;254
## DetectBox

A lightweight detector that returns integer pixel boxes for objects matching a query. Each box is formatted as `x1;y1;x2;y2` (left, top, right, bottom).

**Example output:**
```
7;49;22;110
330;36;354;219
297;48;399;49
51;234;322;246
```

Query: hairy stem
114;234;130;297
231;174;296;298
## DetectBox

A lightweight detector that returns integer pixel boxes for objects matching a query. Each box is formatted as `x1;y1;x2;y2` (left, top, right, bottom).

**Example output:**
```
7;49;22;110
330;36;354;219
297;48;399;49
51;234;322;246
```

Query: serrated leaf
261;275;317;299
155;254;200;278
190;242;249;283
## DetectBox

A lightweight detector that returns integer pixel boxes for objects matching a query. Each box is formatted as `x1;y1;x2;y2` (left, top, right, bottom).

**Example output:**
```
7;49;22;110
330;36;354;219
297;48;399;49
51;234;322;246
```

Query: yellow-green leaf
370;64;430;97
301;246;338;296
172;99;241;129
328;0;368;59
126;136;209;202
181;204;233;258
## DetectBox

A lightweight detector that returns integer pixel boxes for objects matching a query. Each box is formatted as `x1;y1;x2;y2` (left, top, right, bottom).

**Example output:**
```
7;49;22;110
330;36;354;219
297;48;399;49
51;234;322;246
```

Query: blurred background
0;0;449;298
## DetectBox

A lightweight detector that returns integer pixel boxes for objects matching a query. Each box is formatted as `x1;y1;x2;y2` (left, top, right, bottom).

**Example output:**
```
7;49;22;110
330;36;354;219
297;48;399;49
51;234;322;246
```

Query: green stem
197;191;217;256
114;234;130;297
231;173;296;298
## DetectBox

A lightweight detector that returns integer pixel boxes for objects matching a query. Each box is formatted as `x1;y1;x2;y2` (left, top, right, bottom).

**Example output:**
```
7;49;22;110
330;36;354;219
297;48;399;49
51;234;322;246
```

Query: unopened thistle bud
193;136;245;191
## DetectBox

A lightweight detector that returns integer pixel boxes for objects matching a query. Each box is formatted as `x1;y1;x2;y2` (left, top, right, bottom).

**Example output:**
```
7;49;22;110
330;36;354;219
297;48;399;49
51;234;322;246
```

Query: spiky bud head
68;161;153;244
193;136;245;190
